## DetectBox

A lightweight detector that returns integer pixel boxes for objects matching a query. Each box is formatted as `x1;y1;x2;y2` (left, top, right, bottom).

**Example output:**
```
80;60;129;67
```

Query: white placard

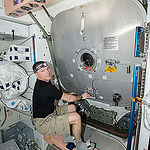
97;59;101;63
72;59;76;63
88;74;93;78
103;36;119;50
70;74;74;77
99;96;103;99
102;75;107;80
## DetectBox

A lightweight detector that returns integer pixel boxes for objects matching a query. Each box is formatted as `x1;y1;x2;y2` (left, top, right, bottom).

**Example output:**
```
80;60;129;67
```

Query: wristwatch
80;95;83;100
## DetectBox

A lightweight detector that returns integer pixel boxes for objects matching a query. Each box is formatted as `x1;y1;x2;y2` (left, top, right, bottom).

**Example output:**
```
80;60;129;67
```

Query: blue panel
127;66;139;150
11;101;15;106
134;27;142;57
25;107;28;110
32;36;36;63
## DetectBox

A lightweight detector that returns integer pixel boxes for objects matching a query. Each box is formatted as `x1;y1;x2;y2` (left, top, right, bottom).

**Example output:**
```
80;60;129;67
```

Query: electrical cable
18;36;33;46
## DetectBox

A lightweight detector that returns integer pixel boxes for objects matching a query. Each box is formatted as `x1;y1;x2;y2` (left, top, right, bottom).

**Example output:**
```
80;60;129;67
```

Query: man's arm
61;92;91;102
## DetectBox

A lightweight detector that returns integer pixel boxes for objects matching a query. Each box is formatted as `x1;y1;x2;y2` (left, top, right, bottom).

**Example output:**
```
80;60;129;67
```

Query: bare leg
69;112;81;141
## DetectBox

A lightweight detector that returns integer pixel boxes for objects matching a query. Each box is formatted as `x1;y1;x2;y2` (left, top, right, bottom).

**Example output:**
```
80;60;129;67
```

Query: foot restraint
76;140;95;150
62;134;76;144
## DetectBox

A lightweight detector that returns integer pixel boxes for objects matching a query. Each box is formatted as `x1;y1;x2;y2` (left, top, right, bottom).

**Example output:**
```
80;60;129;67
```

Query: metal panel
0;139;20;150
0;20;29;40
51;0;146;107
90;105;117;125
83;125;126;150
1;121;34;149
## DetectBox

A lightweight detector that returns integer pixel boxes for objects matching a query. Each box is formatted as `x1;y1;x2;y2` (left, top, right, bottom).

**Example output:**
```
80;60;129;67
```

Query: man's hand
81;92;92;99
61;92;92;102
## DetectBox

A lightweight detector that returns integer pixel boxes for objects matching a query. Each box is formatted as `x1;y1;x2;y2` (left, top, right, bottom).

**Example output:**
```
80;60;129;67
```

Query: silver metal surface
0;16;32;26
51;0;146;107
90;105;117;125
83;125;126;150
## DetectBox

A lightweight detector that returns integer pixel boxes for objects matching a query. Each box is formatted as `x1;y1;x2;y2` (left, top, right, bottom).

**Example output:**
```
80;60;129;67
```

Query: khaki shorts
33;105;70;136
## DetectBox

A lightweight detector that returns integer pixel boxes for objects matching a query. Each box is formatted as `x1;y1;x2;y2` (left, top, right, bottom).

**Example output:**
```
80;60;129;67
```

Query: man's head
32;61;51;82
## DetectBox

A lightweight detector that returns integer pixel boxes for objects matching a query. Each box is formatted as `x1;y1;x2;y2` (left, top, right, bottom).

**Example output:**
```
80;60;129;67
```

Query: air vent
4;0;52;17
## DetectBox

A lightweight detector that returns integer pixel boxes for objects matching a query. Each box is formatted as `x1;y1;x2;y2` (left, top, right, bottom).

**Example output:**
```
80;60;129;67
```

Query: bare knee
73;112;81;121
68;104;76;113
69;112;81;125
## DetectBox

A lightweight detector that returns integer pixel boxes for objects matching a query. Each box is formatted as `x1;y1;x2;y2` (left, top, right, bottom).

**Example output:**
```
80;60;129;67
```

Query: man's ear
35;72;39;78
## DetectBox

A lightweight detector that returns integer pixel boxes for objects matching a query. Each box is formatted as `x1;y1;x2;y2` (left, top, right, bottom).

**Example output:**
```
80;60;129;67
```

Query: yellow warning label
105;67;117;72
